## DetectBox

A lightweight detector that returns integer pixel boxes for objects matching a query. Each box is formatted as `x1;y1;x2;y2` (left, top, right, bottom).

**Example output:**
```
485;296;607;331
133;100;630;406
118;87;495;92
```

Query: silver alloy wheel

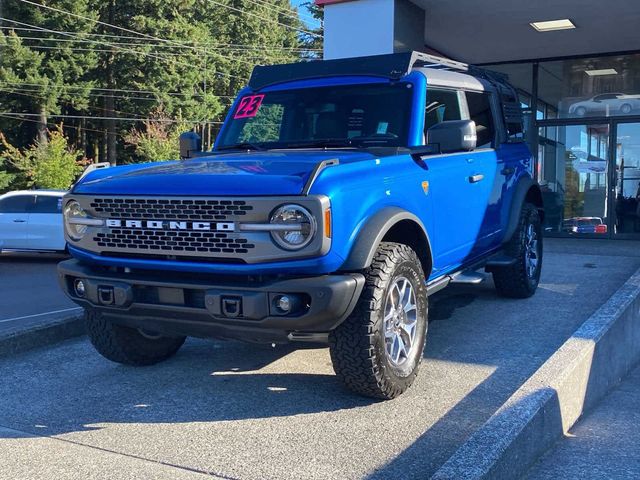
525;223;539;279
383;276;418;367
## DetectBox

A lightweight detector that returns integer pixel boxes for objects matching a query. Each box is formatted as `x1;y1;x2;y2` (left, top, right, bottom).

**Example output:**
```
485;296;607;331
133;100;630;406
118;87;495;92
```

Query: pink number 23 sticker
234;94;265;119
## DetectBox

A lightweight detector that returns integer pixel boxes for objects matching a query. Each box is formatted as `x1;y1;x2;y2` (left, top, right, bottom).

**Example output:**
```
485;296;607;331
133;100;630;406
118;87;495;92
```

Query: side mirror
427;120;477;153
179;132;202;159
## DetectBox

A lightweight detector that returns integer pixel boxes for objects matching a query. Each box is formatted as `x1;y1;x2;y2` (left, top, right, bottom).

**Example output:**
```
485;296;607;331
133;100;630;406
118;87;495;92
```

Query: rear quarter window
33;195;63;214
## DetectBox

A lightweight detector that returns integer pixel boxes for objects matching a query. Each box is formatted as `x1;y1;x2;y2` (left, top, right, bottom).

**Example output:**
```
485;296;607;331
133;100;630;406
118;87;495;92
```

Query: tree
0;0;310;165
0;0;98;143
0;127;83;190
124;112;188;163
300;1;323;58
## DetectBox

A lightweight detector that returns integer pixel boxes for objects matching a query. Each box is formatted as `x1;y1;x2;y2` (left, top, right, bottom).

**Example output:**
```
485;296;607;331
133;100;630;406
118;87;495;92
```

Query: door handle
468;174;484;183
13;219;26;223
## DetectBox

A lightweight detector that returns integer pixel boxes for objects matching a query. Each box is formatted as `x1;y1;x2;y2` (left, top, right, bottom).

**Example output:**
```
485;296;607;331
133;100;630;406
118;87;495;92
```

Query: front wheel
85;309;186;366
492;203;543;298
329;242;428;399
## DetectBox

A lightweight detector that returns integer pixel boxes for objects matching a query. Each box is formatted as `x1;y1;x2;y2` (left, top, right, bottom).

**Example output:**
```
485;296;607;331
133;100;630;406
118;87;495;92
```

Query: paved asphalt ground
0;253;80;337
1;239;639;479
525;364;640;479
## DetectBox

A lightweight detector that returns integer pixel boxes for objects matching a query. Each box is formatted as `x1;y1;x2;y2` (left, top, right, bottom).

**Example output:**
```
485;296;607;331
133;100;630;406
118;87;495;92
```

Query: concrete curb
0;312;85;357
431;267;640;480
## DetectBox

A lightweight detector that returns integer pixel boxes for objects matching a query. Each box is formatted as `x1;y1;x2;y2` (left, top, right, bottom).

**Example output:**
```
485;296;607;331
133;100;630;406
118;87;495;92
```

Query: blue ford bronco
58;52;543;399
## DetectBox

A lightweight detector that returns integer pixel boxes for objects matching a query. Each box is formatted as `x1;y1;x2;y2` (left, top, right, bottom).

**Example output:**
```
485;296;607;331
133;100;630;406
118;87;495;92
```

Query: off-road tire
329;242;428;399
492;203;543;298
85;309;186;366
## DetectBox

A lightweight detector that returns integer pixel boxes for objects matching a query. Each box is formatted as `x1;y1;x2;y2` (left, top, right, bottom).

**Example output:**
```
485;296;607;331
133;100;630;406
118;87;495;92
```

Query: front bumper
58;259;365;344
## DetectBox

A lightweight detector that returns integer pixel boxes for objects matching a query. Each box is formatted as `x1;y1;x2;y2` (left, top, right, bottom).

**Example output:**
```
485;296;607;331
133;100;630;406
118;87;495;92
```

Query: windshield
217;82;414;150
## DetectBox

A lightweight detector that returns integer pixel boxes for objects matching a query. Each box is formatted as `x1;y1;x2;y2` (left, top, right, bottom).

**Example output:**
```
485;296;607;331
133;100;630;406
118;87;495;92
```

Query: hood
72;150;376;196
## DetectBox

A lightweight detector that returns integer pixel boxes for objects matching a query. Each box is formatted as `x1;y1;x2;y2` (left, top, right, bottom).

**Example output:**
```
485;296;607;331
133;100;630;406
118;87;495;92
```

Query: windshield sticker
234;94;265;119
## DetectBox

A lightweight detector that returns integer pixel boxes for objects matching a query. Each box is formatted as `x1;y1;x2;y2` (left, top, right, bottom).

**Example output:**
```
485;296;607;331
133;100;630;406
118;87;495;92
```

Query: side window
425;88;462;131
502;92;525;142
465;91;496;148
33;195;63;214
0;195;35;213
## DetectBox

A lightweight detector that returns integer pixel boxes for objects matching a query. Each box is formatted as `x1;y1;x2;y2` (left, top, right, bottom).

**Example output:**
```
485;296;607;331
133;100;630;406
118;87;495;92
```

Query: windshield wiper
217;142;266;151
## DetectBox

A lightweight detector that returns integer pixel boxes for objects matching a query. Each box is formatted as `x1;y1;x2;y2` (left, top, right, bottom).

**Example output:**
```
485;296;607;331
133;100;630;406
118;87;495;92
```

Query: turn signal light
324;208;332;238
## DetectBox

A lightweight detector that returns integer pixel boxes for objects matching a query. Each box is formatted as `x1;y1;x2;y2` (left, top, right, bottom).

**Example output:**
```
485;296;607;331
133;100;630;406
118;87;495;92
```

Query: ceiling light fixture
585;69;618;76
530;19;576;32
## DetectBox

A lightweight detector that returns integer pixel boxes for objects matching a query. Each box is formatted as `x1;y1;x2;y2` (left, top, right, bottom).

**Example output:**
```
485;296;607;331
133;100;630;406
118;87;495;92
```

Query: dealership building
316;0;640;238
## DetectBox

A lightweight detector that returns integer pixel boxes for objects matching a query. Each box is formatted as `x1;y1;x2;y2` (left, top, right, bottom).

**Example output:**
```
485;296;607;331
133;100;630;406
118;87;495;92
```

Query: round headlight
64;200;88;241
270;204;316;250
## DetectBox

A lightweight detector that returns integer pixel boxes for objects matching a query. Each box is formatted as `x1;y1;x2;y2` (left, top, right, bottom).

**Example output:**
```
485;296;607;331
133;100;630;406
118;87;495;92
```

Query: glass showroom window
538;54;640;119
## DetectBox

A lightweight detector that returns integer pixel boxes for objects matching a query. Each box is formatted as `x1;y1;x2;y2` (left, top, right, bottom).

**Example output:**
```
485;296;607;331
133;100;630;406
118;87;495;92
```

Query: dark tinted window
424;88;462;131
0;195;35;213
502;91;525;142
465;91;496;148
33;195;62;214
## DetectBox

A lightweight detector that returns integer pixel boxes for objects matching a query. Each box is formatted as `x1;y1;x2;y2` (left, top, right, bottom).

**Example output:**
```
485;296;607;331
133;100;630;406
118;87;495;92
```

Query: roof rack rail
248;51;512;91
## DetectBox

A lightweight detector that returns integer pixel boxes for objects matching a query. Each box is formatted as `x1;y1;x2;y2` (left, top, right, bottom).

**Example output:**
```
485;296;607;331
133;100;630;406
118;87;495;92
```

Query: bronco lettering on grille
105;219;235;232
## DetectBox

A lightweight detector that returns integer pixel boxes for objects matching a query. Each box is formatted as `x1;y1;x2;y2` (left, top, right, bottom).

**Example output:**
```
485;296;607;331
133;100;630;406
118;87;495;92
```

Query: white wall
323;0;396;60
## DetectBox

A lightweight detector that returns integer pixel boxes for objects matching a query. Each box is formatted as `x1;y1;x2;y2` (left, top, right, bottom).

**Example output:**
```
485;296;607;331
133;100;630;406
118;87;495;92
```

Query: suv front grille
90;198;254;221
94;229;255;254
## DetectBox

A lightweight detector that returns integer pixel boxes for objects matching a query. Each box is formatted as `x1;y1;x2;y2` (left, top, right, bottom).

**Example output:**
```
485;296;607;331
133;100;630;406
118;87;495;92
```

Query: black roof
248;51;510;91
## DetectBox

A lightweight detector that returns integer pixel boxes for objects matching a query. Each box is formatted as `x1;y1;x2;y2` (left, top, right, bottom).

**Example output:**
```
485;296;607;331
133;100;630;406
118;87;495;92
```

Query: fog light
74;279;86;297
276;295;292;313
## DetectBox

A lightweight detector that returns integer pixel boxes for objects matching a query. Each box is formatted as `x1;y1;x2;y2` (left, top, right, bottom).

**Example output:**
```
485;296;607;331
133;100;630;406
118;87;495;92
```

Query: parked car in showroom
568;93;640;116
0;190;67;253
562;216;607;234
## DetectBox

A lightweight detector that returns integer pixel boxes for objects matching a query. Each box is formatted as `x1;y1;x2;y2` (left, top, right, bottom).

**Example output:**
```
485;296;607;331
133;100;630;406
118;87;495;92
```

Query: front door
426;149;495;275
0;194;34;249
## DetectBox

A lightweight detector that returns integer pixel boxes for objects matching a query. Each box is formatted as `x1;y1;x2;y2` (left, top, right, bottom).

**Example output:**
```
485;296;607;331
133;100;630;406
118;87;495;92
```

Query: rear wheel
329;242;428;399
492;203;543;298
85;309;186;366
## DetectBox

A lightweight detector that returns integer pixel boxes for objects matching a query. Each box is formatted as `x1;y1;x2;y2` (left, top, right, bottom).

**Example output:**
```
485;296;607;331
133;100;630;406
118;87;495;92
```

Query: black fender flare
340;207;432;275
504;176;544;243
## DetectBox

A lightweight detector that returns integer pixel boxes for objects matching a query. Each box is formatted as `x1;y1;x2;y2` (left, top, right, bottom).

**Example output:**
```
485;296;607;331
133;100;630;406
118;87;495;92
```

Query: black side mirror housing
427;120;477;153
179;132;202;159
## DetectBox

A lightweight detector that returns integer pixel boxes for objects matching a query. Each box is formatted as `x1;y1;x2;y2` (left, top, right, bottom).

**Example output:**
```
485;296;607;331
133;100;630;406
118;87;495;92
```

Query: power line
2;32;320;51
0;112;126;138
1;81;236;98
204;0;322;38
0;112;221;124
0;26;322;51
250;0;320;26
0;17;254;73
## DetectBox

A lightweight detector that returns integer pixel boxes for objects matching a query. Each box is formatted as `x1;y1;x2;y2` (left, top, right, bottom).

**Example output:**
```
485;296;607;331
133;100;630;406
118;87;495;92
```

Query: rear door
423;87;495;272
464;90;504;253
0;194;34;249
28;195;65;250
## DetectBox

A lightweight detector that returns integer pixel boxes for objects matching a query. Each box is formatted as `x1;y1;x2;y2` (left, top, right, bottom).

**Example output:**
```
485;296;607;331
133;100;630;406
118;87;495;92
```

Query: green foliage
124;114;189;162
0;128;83;190
0;159;15;192
0;0;310;164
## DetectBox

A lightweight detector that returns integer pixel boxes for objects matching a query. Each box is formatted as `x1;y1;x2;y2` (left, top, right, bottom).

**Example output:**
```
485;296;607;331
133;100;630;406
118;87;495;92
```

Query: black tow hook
221;296;243;318
97;286;115;306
